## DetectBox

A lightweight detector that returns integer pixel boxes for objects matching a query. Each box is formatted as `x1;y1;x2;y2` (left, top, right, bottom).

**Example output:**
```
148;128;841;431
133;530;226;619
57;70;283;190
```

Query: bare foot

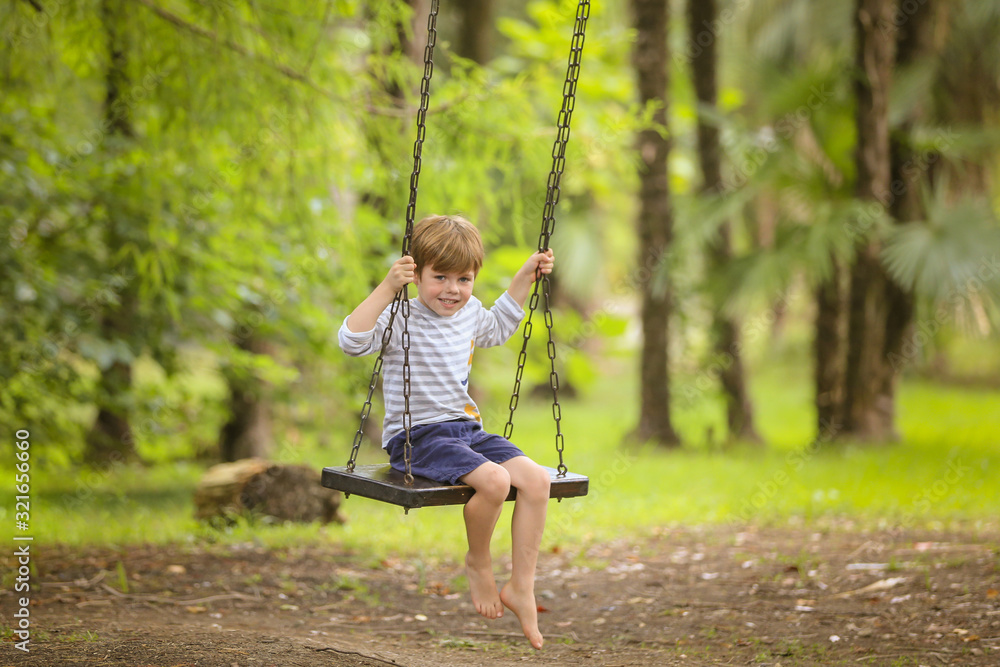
465;552;503;620
500;583;543;649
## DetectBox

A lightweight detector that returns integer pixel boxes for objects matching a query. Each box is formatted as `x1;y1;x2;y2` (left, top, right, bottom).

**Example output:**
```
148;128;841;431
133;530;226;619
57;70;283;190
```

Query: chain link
503;0;589;477
347;0;440;486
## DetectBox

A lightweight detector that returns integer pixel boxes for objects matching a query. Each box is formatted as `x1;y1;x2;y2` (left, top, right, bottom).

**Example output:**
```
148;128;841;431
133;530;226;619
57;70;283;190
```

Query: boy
338;214;555;650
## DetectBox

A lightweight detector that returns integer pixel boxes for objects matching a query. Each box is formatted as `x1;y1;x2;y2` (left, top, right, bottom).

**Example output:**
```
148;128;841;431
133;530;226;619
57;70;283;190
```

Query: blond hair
410;215;484;275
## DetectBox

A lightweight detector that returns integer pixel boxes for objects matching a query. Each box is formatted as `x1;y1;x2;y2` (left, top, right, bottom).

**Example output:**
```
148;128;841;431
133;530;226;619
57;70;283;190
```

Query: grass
2;353;998;561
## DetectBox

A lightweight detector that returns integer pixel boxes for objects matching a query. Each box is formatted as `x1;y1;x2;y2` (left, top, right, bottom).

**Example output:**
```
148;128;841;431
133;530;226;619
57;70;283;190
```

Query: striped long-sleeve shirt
338;292;525;448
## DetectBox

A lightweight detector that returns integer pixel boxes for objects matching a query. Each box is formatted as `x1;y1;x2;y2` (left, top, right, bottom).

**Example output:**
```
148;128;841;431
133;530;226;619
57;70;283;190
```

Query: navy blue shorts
385;420;525;485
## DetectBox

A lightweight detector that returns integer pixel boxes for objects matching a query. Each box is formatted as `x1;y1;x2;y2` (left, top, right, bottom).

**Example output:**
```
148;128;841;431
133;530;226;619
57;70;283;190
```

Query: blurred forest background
2;0;1000;545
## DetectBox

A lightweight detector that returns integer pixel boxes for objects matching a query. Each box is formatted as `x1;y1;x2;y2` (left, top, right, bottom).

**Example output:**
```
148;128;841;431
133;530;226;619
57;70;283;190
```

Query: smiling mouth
440;298;458;306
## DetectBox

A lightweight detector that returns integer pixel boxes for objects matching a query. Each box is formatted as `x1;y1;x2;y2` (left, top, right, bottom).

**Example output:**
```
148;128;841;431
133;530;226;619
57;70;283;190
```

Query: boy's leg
459;462;511;620
498;456;551;650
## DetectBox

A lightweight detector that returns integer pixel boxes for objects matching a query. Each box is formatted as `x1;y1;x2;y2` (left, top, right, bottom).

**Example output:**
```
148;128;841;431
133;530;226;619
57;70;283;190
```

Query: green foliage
675;0;1000;383
882;187;1000;306
3;0;998;473
3;0;647;461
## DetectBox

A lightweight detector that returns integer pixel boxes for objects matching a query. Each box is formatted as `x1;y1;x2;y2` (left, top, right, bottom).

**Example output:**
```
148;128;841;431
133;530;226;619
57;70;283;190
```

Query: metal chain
503;0;589;477
347;291;404;472
347;0;440;487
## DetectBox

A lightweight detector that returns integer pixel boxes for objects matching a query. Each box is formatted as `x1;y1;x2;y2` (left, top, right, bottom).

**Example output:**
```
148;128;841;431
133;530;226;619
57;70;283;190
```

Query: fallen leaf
987;589;998;599
186;606;207;614
424;582;451;596
167;565;186;575
536;605;549;613
831;577;907;598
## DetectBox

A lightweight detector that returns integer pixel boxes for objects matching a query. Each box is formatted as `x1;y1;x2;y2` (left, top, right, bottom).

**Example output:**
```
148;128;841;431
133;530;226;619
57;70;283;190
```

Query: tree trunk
687;0;761;444
402;0;430;66
85;348;137;465
220;330;274;462
360;0;427;221
630;0;680;447
194;458;344;525
883;0;938;381
753;195;789;340
456;0;493;64
814;259;845;436
842;0;897;441
85;0;139;465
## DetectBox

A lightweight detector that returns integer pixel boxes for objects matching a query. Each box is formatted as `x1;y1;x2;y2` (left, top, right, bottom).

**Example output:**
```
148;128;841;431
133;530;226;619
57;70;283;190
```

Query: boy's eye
459;277;471;283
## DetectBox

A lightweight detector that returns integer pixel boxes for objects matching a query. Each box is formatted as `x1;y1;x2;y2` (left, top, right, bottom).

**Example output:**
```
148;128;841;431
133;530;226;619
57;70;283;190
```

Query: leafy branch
134;0;454;118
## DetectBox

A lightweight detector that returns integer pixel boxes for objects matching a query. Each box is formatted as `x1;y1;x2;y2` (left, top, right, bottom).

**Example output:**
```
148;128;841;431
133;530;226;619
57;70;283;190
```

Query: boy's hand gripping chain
504;0;589;479
347;0;440;486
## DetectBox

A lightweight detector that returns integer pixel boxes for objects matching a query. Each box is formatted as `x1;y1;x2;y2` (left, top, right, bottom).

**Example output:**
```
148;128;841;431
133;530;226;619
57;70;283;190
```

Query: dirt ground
3;523;999;666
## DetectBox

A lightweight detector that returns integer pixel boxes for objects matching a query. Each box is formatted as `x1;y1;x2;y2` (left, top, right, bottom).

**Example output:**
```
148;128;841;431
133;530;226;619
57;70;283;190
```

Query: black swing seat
322;464;588;510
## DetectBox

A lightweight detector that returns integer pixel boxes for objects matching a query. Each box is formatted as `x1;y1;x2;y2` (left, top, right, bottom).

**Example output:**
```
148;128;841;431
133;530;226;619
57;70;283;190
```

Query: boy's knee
521;464;551;500
475;464;511;502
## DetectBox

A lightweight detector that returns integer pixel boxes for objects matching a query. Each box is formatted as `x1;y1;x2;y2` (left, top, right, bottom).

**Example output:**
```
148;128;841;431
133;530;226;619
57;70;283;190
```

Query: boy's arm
345;256;416;333
507;249;555;308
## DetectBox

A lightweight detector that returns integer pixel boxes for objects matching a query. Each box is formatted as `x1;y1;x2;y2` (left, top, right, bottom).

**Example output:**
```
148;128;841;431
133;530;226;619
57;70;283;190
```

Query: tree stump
194;458;345;525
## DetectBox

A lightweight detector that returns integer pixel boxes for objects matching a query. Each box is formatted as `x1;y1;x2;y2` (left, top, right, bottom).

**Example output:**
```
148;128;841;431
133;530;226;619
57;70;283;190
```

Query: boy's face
413;263;475;317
